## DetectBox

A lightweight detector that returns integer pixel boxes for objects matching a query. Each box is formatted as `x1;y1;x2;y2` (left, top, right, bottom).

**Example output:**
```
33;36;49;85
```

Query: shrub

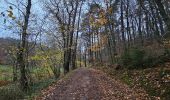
121;47;145;69
130;48;145;67
121;51;131;67
143;52;170;68
121;47;170;69
32;67;53;81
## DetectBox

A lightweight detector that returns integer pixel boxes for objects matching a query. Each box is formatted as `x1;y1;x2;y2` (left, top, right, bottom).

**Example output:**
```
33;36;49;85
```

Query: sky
0;0;101;39
0;0;42;38
0;0;10;38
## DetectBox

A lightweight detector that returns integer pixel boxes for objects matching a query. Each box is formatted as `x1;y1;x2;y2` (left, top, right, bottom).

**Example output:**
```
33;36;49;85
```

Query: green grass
0;65;54;82
0;65;59;99
0;65;13;81
25;77;56;99
0;77;56;100
0;64;63;99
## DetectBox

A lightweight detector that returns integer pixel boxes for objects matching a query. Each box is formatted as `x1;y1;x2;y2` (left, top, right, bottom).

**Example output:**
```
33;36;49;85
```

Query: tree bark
18;0;31;91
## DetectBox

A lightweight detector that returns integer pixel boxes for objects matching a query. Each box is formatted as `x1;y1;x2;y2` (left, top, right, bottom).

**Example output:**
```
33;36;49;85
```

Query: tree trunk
121;0;126;51
154;0;170;38
18;0;31;91
72;1;83;69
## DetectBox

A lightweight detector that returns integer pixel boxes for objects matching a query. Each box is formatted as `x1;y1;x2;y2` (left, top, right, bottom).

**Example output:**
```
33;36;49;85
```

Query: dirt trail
37;68;148;100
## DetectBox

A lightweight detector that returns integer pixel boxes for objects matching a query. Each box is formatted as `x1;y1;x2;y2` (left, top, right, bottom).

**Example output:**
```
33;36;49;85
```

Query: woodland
0;0;170;99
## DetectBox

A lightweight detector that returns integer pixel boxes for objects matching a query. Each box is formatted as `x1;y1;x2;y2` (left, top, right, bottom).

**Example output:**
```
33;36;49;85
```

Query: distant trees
80;0;170;67
81;1;119;65
32;0;170;73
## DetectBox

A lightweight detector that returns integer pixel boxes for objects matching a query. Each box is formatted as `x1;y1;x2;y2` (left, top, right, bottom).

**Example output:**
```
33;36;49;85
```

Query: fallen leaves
94;62;170;99
37;68;149;100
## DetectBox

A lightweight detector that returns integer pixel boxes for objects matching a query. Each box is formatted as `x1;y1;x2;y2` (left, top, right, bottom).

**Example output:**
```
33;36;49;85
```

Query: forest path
37;68;146;100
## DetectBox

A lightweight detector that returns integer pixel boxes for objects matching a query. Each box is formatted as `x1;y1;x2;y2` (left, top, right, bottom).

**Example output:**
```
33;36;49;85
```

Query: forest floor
37;67;150;100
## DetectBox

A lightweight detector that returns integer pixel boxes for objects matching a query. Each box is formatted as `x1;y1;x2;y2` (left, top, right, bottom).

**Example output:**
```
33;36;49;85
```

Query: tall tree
45;0;83;73
17;0;32;91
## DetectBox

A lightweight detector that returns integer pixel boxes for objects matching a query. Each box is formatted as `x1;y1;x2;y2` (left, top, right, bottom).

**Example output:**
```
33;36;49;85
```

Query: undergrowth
0;77;56;100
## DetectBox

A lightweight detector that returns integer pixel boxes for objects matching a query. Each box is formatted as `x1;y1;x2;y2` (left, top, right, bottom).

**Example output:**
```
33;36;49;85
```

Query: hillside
0;38;19;65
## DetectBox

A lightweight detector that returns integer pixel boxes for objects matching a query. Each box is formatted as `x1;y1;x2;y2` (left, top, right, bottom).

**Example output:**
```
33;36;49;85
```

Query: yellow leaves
90;16;107;27
7;10;13;18
100;35;108;45
7;6;16;20
89;9;108;27
98;10;108;25
30;55;42;60
97;18;107;25
89;14;95;26
99;10;105;18
90;44;99;51
7;46;18;59
19;47;26;52
107;7;113;14
11;16;16;20
59;25;65;33
30;49;64;68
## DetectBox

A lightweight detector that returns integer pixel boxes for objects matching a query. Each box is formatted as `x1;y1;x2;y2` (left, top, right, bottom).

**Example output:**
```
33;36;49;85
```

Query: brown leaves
107;7;113;14
89;7;108;27
88;35;107;52
0;80;11;87
96;18;107;25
